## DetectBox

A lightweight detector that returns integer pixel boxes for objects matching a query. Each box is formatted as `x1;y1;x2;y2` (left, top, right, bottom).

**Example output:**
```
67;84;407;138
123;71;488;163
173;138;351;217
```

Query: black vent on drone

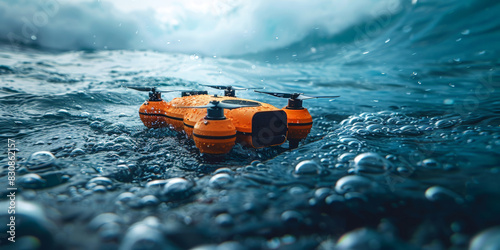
181;91;208;97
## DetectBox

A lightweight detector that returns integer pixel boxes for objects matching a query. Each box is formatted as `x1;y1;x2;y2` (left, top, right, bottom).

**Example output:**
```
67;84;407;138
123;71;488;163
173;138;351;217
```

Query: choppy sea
0;0;499;249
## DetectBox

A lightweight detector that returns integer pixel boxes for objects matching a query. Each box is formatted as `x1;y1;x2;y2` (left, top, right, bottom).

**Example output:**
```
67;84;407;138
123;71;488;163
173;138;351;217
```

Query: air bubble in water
140;195;160;206
19;173;46;189
145;180;169;191
385;154;397;161
336;228;395;249
397;166;413;176
366;124;383;134
88;213;122;231
116;192;137;205
0;200;56;249
214;167;234;175
325;194;345;206
469;226;500;250
57;109;70;116
26;151;56;170
209;173;233;188
162;177;194;200
93;185;107;193
435;118;457;129
338;153;356;163
294;160;320;175
70;148;85;156
314;187;332;200
335;175;375;194
419;158;440;169
86;177;113;189
215;213;234;227
120;217;174;250
399;125;420;135
425;186;464;203
281;210;303;224
353;152;390;175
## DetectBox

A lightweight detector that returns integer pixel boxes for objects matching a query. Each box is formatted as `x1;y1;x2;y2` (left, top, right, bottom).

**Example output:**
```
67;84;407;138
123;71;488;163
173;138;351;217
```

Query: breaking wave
0;0;401;56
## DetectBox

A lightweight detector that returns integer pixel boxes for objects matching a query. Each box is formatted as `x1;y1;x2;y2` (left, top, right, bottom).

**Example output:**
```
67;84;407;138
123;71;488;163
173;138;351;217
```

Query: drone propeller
254;90;339;100
127;86;158;92
176;100;260;110
201;84;262;91
126;86;189;93
126;86;191;101
176;100;260;119
254;90;339;109
201;84;263;97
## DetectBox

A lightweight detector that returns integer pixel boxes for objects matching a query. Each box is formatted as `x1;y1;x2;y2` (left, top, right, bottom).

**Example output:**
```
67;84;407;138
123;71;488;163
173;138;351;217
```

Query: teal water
0;0;499;249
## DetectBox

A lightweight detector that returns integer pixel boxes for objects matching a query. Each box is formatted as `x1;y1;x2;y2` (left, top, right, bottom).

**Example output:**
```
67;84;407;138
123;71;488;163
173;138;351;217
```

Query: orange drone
128;85;338;155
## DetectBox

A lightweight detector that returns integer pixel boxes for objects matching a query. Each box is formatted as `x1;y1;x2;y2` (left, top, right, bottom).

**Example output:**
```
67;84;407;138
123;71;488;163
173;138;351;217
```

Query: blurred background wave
1;0;498;63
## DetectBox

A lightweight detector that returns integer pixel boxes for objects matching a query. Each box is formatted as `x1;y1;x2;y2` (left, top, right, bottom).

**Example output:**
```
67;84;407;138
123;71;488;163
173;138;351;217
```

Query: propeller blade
127;86;155;92
174;101;260;109
201;84;228;90
217;102;260;109
297;94;341;100
230;86;245;90
202;84;263;91
126;86;189;93
231;86;263;90
254;90;294;99
162;90;191;93
255;90;339;100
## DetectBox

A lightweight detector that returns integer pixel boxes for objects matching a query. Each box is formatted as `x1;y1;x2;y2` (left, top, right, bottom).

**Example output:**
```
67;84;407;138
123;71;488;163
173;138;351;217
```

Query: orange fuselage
137;94;312;154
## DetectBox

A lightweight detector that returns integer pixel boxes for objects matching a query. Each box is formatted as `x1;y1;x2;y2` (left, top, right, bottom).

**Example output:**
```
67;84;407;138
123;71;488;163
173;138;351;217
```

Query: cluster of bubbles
17;151;71;189
334;111;462;138
0;201;57;249
6;108;499;249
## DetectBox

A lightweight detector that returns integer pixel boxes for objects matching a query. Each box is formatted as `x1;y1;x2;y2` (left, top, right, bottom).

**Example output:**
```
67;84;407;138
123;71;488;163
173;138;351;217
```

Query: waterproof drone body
129;86;338;154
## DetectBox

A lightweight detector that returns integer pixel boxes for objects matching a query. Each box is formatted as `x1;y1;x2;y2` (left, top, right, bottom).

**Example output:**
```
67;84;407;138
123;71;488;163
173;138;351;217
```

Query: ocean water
0;0;499;249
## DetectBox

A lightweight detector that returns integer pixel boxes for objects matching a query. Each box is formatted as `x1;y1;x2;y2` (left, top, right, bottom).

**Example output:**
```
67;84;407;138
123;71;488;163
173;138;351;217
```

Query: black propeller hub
206;102;225;120
287;98;304;109
149;88;162;101
225;88;236;97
